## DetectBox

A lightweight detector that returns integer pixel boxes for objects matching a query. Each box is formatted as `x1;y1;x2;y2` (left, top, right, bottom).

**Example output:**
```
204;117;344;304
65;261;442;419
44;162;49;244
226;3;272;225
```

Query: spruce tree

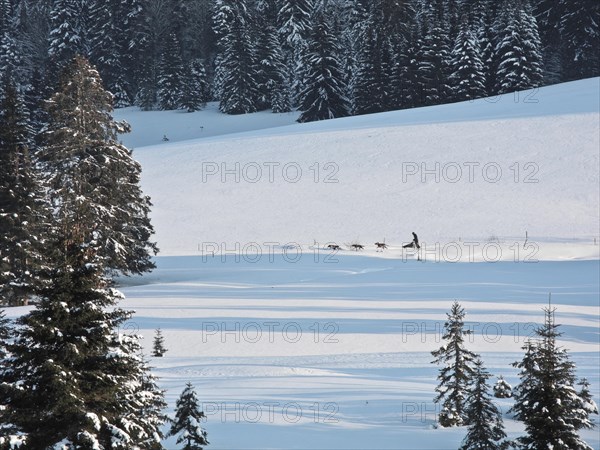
0;77;49;306
417;16;451;106
575;378;598;430
450;19;486;101
352;9;393;115
152;328;167;357
297;1;350;123
255;0;291;113
0;309;10;360
431;301;479;427
533;0;564;83
181;59;210;113
494;0;543;94
40;56;157;276
493;375;513;398
158;31;185;110
48;0;85;74
213;0;260;114
511;305;595;450
460;359;507;450
0;57;165;449
170;382;209;450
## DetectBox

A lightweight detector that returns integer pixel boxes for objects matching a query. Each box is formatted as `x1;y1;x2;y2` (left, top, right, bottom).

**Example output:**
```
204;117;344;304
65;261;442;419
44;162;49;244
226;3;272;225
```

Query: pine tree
214;0;261;114
431;301;479;427
493;375;513;398
40;56;158;276
158;31;185;110
297;2;350;123
559;0;599;81
459;359;507;450
0;77;49;306
450;19;486;101
511;305;595;450
170;382;209;450
181;59;210;113
152;328;167;357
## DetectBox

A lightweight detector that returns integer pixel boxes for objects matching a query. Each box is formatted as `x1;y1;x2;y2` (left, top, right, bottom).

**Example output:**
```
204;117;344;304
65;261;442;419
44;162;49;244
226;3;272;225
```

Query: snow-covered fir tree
48;0;85;74
152;328;167;357
181;58;210;113
511;305;595;450
459;358;507;450
40;56;158;276
493;375;513;398
351;4;393;115
0;77;49;306
0;308;10;360
0;57;166;448
255;0;291;113
297;1;350;123
533;0;564;83
450;19;486;101
431;301;479;427
213;0;260;114
417;11;451;106
494;0;543;94
158;31;185;110
576;378;599;430
170;382;209;450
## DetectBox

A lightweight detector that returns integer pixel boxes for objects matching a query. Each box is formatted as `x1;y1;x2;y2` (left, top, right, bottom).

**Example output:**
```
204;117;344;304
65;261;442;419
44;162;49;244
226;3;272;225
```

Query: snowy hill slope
121;78;600;259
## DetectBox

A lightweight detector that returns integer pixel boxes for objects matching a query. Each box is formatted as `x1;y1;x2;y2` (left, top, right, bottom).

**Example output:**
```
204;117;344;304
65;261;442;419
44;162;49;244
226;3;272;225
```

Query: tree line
0;0;598;124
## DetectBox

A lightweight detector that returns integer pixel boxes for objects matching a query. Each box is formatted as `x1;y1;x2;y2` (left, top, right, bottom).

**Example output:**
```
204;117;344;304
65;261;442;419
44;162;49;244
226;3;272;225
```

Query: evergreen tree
297;2;350;123
152;328;167;357
575;378;598;430
181;59;210;113
493;375;513;398
158;31;185;110
494;0;543;94
511;305;595;450
431;301;479;427
255;0;291;113
459;359;507;450
0;77;49;306
48;0;85;73
213;0;260;114
40;56;158;276
450;19;486;101
0;57;165;449
533;0;564;83
417;13;451;106
559;0;599;81
170;382;209;450
89;0;131;107
352;8;393;115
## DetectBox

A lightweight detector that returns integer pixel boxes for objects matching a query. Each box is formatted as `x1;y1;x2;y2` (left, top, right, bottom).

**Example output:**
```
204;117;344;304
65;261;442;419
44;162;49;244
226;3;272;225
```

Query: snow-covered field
10;80;599;449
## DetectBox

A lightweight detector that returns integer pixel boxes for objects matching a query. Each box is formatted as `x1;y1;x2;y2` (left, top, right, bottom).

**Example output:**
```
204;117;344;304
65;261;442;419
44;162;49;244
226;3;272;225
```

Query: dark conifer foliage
0;76;48;306
152;328;167;357
459;359;507;450
511;305;596;450
431;301;479;427
297;1;350;123
40;56;157;276
170;382;209;450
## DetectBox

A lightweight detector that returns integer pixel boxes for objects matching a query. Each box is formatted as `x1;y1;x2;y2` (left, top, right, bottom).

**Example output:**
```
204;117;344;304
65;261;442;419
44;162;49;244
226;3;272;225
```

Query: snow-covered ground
118;78;600;261
8;80;598;449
